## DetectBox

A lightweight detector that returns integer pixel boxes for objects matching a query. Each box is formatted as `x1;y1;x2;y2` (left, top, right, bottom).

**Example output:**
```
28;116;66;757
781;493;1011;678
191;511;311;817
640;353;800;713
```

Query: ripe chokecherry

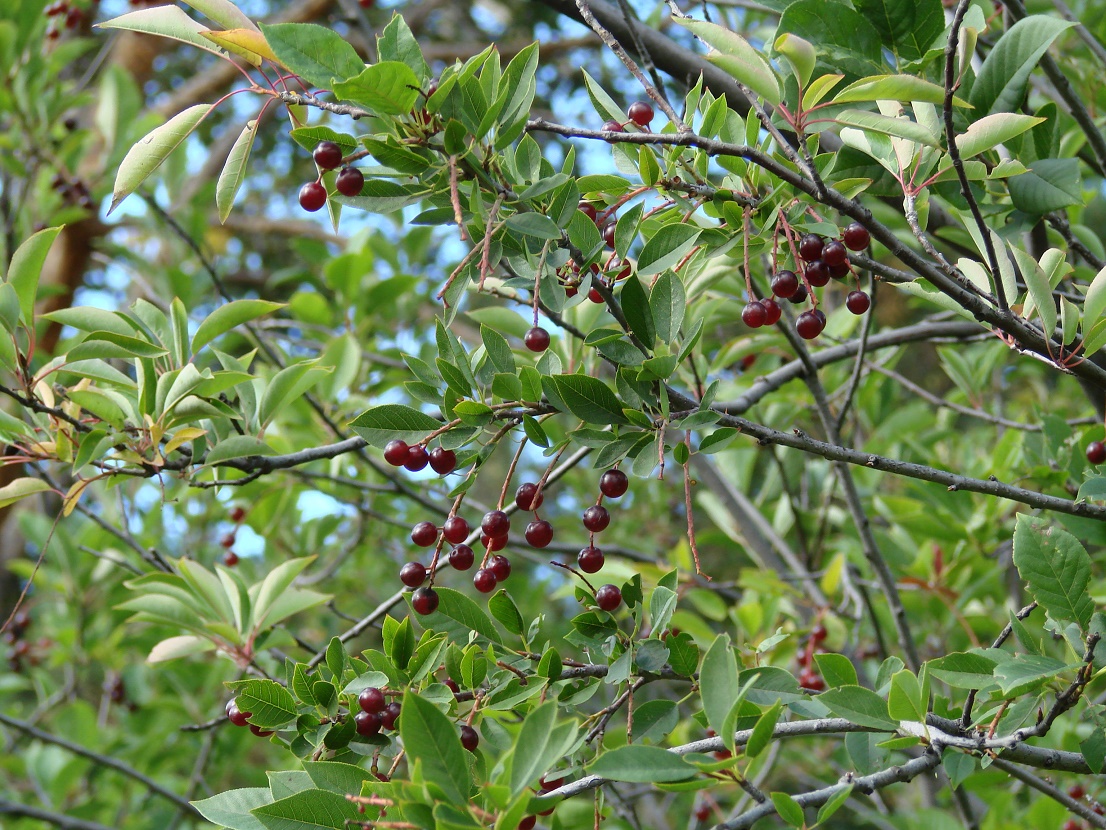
829;261;850;279
490;554;512;582
473;568;497;593
588;287;605;304
601;120;624;139
404;445;429;471
578;545;604;573
525;520;553;548
335;166;364;197
599;469;628;498
799;669;825;691
811;623;828;644
796;311;824;340
400;562;427;588
250;724;275;737
595;584;622;611
481;533;507;551
383;439;409;466
518;816;537;830
771;270;799;298
355;711;382;736
299;181;327;212
821;240;848;267
230;506;246;523
1069;785;1086;800
602;222;617;248
843;222;871;251
761;298;782;325
313;141;343;170
582;504;611;532
223;551;239;567
411;522;438;547
220;533;235;548
515;482;544;511
381;701;402;730
429;447;456;474
741;301;767;328
1062;821;1083;830
628;101;654;126
1088;441;1106;464
460;724;480;751
411;587;439;615
788;284;809;304
798;233;824;261
449;544;475;571
482;510;511;538
358;687;386;714
226;699;250;727
442;516;469;544
804;260;830;287
524;326;550;352
444;678;460;694
578;202;598;222
813;309;827;327
846;290;871;314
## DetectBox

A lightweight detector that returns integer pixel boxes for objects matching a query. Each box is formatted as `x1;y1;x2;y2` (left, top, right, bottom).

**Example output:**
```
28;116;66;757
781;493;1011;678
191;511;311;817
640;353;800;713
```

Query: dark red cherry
460;724;480;751
788;284;809;304
299;181;327;212
400;562;427;588
761;298;781;325
599;469;628;498
481;510;511;538
601;120;624;140
628;101;654;126
1088;441;1106;464
412;587;439;615
578;202;597;221
602;222;617;248
798;234;824;261
525;520;553;548
381;701;401;730
313;141;343;170
226;699;250;727
796;311;823;340
404;445;429;471
846;291;870;314
578;545;604;573
442;516;470;544
481;533;508;551
473;568;497;593
383;439;409;466
588;287;605;304
518;816;537;830
335;166;364;197
829;261;850;279
799;669;825;691
449;544;475;571
804;261;830;287
582;504;611;532
355;711;382;736
411;522;438;547
515;482;544;511
821;240;848;267
489;554;511;582
429;447;456;474
358;687;386;714
525;327;550;352
595;584;622;611
250;724;274;737
771;270;799;298
811;624;828;644
223;551;239;567
842;222;870;251
741;301;767;328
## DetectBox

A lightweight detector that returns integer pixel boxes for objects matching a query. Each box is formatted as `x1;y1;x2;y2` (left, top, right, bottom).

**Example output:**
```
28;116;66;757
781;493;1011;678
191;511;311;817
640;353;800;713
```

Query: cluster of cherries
218;505;247;567
795;622;828;692
745;224;872;340
50;173;95;212
225;697;275;738
1062;784;1105;830
3;610;48;672
601;100;655;136
298;141;365;212
44;0;85;38
385;439;630;616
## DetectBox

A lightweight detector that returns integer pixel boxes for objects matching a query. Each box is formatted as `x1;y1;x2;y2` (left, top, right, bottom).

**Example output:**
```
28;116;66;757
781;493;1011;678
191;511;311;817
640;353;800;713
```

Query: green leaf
98;6;232;60
251;788;361;830
993;654;1070;696
667;632;700;676
774;32;816;88
110;104;212;213
508;701;564;796
0;476;51;510
400;691;472;802
42;305;135;338
7;226;62;325
217;119;258;223
700;633;739;739
852;0;943;60
192;788;274;830
587;745;696;783
813;652;857;687
835;109;939;146
777;0;883;80
955;113;1043;160
259;22;365;89
504;212;562;240
260;361;327;427
674;18;780;105
1008;158;1083;214
1082;728;1106;774
1011;246;1057;336
817;685;897;730
192;299;283;353
637;224;701;277
834;74;960;105
770;792;806;828
332;61;421;115
348;404;442;447
204;435;277;467
488;590;524;636
1012;515;1094;628
302;761;375;797
545;374;628;425
746;700;782;758
650;271;686;344
1083;264;1106;333
413;587;503;644
147;634;215;663
226;678;297;729
816;784;853;825
377;13;429;79
887;670;926;722
620;275;655;348
251;557;317;631
180;0;257;31
969;16;1074;117
926;652;999;689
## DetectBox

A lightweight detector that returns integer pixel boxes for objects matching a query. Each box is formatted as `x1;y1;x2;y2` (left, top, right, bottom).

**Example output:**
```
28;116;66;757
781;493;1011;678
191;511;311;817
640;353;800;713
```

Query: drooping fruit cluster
353;685;402;735
298;141;364;212
3;610;47;672
383;439;457;475
44;0;83;39
745;222;873;340
796;622;827;691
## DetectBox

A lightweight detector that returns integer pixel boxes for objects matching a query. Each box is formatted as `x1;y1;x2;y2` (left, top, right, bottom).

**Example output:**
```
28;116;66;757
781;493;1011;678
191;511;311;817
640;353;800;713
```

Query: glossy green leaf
1012;515;1093;627
400;691;472;802
969;16;1074;117
110;104;212;213
218;119;258;223
259;22;365;88
7;226;62;325
675;18;780;105
251;788;361;830
544;374;628;425
226;679;297;729
817;685;897;730
587;745;696;783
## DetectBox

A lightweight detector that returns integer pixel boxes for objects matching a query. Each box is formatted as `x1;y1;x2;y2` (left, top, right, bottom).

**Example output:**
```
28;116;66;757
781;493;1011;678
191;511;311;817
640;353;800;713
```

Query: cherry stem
742;206;755;299
682;431;707;578
549;560;597;594
498;436;529;510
